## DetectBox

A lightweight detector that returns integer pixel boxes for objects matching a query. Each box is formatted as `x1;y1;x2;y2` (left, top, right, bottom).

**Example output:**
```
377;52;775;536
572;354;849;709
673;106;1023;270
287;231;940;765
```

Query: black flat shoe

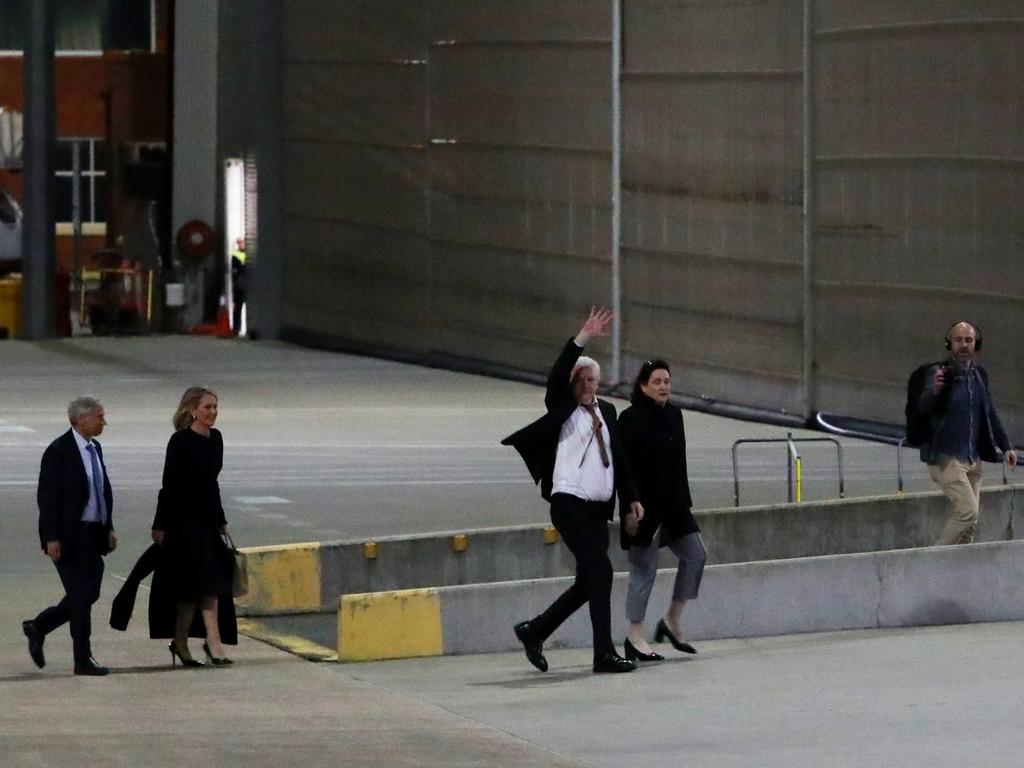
22;620;45;669
74;657;109;676
513;621;548;672
593;652;636;674
623;637;664;662
203;641;234;666
168;642;204;668
655;619;697;654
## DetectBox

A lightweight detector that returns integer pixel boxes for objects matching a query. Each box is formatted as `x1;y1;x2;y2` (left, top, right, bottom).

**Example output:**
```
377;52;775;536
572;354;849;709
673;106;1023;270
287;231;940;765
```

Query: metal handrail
897;439;1011;494
732;433;845;507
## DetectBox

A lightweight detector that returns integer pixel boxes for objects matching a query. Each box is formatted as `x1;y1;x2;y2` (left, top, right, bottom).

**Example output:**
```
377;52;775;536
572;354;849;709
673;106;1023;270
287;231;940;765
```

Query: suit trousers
929;456;983;545
530;493;615;658
34;523;105;664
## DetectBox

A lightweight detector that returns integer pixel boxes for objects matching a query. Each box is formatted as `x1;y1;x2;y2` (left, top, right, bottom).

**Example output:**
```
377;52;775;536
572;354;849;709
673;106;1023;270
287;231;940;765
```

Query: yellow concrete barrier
338;588;443;662
235;542;322;614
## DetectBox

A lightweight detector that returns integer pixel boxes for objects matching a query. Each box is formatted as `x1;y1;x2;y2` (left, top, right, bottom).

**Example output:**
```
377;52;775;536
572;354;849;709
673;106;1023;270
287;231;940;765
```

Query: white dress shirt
552;402;614;502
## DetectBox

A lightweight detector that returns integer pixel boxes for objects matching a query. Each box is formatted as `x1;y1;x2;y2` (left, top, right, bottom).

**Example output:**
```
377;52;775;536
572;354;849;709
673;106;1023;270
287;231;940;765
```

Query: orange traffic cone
215;305;234;338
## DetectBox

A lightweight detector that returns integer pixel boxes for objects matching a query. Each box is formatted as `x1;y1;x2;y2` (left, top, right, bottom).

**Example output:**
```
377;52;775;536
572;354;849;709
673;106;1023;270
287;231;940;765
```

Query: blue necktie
85;443;108;524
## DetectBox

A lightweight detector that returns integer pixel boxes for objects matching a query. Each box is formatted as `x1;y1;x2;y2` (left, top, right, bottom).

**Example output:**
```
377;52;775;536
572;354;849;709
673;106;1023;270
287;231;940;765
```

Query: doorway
223;157;246;335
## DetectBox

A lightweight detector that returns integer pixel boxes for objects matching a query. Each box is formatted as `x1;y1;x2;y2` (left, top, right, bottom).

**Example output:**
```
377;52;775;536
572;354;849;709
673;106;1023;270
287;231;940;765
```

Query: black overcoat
618;395;698;549
147;427;237;643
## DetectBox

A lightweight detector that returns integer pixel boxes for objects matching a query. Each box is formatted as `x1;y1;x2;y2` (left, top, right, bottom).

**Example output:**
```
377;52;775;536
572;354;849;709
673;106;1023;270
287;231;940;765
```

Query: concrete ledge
235;542;322;615
242;485;1023;614
336;540;1024;660
338;589;443;662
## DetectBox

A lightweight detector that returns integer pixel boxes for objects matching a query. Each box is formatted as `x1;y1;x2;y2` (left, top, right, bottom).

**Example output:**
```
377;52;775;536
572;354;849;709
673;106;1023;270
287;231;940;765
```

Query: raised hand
575;306;614;346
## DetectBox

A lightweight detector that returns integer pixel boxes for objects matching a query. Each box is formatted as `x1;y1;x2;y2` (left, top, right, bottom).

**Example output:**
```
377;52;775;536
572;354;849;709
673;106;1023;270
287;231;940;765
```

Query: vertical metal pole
72;142;83;298
786;432;794;503
609;0;623;384
801;0;816;417
21;0;57;339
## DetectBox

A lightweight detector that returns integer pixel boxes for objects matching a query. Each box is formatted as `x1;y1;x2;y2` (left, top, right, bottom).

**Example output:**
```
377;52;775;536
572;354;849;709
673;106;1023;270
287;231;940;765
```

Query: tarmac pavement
3;336;1022;767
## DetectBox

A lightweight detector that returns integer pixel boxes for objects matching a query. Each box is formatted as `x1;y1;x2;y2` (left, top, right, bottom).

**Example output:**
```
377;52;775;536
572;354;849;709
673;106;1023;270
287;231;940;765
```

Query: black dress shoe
73;658;110;676
22;620;45;669
623;637;664;663
513;621;548;672
654;619;697;654
593;652;636;674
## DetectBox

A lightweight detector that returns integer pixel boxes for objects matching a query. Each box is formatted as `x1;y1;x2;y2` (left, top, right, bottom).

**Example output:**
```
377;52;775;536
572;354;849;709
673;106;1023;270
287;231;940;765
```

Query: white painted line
0;426;35;433
232;496;291;505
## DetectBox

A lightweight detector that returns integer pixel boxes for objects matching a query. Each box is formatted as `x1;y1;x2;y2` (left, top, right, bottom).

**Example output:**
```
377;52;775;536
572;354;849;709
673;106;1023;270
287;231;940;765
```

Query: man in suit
502;307;644;674
23;396;117;675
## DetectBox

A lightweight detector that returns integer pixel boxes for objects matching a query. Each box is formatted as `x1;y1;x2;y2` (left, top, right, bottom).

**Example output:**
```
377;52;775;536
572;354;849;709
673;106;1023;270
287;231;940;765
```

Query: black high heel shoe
624;637;664;662
202;641;234;666
169;641;204;667
655;619;697;654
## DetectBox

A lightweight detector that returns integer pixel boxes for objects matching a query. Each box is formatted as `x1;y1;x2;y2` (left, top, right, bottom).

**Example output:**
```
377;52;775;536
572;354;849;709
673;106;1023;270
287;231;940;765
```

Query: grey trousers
625;530;706;624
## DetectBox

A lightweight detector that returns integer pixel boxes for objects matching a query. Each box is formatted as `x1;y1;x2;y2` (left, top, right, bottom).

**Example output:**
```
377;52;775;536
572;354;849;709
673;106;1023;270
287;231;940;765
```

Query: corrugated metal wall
272;0;1023;437
620;0;805;414
810;1;1023;435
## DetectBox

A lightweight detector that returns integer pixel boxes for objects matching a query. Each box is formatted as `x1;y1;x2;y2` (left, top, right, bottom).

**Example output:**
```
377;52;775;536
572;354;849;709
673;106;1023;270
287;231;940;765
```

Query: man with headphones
917;321;1016;545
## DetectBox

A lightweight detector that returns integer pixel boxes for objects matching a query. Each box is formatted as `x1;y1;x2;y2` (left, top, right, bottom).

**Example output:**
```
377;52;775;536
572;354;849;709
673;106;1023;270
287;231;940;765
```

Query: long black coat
37;429;114;556
148;427;236;643
501;338;636;519
618;395;698;549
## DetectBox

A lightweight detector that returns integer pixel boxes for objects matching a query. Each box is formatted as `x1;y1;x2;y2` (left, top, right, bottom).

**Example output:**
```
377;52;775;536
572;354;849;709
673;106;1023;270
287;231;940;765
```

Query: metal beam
21;0;56;339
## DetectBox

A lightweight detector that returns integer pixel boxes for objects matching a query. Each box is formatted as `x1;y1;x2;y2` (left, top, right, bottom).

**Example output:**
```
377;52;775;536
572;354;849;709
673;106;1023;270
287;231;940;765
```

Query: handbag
221;531;249;597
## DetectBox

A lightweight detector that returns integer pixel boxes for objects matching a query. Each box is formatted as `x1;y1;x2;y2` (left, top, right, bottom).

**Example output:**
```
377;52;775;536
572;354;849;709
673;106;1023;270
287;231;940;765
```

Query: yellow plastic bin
0;273;22;339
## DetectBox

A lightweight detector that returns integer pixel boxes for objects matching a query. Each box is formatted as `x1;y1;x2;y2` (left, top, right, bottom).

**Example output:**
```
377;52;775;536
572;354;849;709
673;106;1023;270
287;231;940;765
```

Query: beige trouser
929;456;983;545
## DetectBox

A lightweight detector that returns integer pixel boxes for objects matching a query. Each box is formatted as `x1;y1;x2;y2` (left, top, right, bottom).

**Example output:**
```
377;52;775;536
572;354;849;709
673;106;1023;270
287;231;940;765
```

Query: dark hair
630;359;671;404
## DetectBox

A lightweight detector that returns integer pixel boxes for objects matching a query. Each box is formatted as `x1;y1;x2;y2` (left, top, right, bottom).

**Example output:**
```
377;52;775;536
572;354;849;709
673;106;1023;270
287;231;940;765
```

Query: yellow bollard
452;534;469;553
542;526;559;545
795;458;803;503
362;541;379;560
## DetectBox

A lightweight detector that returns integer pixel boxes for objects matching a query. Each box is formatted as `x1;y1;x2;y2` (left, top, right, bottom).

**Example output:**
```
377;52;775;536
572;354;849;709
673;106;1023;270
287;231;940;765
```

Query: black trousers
34;524;105;664
530;493;615;658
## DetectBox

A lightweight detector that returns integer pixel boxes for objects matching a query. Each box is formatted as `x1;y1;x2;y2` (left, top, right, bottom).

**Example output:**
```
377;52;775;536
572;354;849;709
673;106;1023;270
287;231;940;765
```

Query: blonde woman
150;387;236;666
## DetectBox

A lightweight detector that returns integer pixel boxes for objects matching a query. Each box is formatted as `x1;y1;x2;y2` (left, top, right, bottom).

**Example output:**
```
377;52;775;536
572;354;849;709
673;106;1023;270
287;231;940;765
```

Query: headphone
944;321;982;351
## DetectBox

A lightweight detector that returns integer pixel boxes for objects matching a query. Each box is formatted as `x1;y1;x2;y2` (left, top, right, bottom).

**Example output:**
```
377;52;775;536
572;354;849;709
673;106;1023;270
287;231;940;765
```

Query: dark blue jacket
917;361;1012;464
37;429;115;555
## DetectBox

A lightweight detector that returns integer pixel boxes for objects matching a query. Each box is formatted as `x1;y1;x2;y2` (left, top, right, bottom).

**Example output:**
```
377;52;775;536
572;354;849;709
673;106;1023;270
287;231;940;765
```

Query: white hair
67;396;102;423
571;356;601;383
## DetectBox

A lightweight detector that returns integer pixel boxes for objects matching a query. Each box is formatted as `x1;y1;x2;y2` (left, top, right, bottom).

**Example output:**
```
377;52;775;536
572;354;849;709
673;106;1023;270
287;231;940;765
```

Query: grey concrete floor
3;336;1020;767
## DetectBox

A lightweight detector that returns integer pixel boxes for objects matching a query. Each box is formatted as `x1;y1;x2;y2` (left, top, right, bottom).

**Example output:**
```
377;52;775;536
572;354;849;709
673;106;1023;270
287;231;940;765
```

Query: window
55;138;106;225
0;0;154;53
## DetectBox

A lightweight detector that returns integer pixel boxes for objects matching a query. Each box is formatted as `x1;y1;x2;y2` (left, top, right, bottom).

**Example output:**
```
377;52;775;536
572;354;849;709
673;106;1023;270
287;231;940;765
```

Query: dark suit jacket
501;338;636;520
37;429;115;556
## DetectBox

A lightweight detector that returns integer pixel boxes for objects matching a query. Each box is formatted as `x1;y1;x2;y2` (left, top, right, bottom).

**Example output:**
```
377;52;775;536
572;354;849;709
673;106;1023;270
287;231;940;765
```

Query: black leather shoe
593;652;636;674
513;621;548;672
73;658;110;676
654;619;697;654
623;637;664;663
22;620;45;669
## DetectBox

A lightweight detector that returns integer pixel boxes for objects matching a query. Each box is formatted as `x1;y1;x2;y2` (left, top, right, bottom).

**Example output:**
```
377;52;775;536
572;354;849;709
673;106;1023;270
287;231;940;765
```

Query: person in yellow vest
230;237;246;334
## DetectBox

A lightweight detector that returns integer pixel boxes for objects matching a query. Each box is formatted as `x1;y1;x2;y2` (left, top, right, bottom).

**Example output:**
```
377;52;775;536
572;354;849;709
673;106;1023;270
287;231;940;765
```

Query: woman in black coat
150;386;236;667
619;360;706;662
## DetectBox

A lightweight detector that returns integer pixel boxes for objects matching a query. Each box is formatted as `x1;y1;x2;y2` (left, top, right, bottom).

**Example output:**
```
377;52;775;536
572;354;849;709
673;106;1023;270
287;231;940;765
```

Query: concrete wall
338;539;1024;660
238;485;1023;615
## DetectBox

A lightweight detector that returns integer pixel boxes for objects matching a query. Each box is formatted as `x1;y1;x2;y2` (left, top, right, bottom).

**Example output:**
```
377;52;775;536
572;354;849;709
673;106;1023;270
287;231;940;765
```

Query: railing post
732;441;741;507
896;438;905;494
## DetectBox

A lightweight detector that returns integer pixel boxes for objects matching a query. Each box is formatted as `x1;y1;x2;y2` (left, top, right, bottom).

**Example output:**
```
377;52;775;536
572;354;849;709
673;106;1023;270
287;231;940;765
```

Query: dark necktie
86;443;108;524
581;403;611;468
